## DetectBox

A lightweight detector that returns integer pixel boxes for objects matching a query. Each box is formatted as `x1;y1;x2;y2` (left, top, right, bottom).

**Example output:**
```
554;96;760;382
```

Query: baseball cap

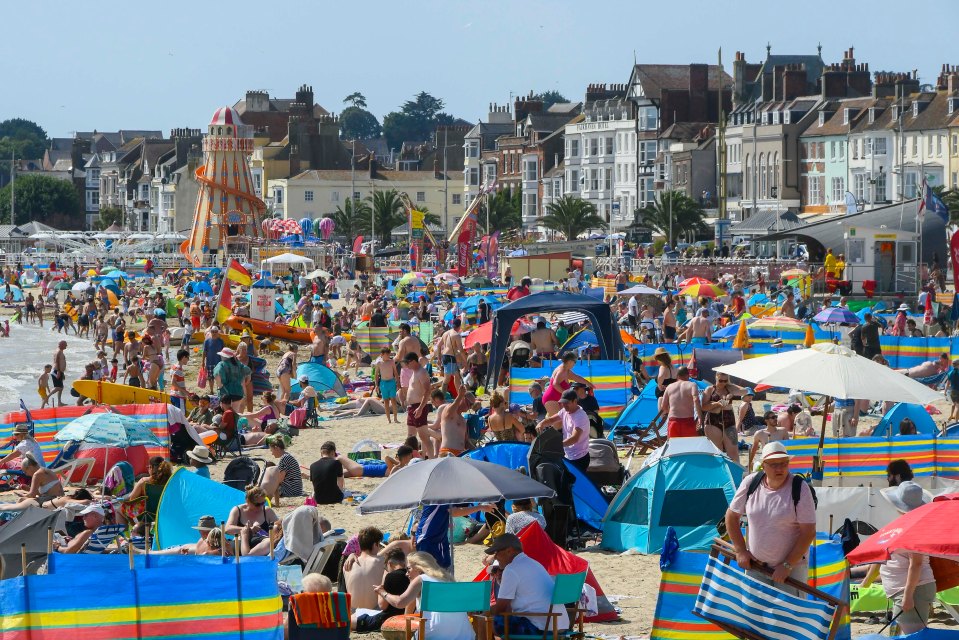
79;504;105;517
559;389;578;403
298;374;310;384
760;441;791;463
743;388;755;396
484;533;523;555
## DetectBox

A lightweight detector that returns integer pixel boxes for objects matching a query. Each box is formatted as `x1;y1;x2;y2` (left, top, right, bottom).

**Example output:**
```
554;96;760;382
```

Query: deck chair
82;523;127;554
6;441;96;487
301;530;348;576
621;410;667;456
303;396;319;430
500;571;588;640
287;590;351;640
404;580;494;640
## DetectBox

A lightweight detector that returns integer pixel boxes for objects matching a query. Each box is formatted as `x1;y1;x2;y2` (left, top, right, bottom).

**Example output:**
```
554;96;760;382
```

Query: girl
542;352;592;417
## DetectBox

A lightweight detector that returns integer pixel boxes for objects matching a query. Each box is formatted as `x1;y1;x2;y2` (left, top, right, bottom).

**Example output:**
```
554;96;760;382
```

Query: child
109;358;119;383
169;349;189;408
182;318;194;348
38;365;52;408
373;348;399;424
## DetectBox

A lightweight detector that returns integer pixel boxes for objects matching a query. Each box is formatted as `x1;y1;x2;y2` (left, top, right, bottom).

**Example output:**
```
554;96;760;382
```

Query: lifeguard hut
842;224;918;296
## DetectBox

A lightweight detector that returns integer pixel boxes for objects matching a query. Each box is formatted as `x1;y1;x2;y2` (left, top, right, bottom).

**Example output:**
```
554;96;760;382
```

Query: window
875;172;887;202
484;164;496;183
465;141;479;158
639;177;655;205
544;182;552;198
830;141;836;160
568;170;579;192
590;169;599;191
590;138;599;156
808;176;823;205
606;137;614;155
839;142;845;160
304;190;314;202
953;134;959;156
954;172;959;189
904;171;919;199
140;184;149;200
853;173;867;201
253;173;262;191
865;138;873;156
524;159;538;181
274;187;284;204
452;193;461;205
639;107;658;131
639;141;657;164
353;191;360;201
937;135;943;156
874;137;887;156
851;139;859;160
831;177;845;203
331;191;339;202
89;191;100;207
868;108;875;124
570;139;579;157
843;108;852;125
847;238;865;264
522;192;537;219
928;135;933;156
912;135;918;156
604;168;611;190
467;167;480;186
415;192;425;203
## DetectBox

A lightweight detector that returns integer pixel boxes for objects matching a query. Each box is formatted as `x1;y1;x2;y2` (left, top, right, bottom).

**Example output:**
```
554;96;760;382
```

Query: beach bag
197;365;207;388
482;521;505;546
289;407;306;428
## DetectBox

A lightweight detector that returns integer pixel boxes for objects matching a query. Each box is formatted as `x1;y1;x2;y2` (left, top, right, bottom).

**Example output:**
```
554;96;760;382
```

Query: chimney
895;73;920;100
585;83;609;103
245;90;269;112
842;47;856;69
487;103;512;124
295;84;314;108
513;94;543;123
688;63;708;121
847;62;872;96
873;71;901;98
822;64;846;99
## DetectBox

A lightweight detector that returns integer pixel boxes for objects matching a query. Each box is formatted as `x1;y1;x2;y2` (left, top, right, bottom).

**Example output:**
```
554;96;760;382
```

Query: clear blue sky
2;0;956;139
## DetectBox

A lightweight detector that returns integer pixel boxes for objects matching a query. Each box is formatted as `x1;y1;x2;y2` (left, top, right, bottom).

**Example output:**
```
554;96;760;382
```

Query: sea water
0;322;99;414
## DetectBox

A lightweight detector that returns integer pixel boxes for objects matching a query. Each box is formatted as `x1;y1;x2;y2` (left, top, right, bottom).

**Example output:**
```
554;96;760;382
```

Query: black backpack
745;472;817;513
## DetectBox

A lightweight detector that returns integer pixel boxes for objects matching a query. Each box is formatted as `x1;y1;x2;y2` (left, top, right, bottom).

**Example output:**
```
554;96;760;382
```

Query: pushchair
223;456;265;491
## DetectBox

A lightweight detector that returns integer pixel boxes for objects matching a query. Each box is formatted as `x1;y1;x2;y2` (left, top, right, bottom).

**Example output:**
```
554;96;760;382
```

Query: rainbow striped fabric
510;361;632;424
783;436;959;479
0;403;171;463
0;554;282;639
878;336;957;369
353;325;393;354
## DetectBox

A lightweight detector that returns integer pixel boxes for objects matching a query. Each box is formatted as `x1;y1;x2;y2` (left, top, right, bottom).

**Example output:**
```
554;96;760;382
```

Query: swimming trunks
667;416;698;438
379;378;397;400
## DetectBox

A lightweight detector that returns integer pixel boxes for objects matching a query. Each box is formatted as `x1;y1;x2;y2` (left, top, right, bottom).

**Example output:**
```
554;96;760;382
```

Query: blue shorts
690;336;708;345
359;459;387;477
442;355;458;375
379;378;397;400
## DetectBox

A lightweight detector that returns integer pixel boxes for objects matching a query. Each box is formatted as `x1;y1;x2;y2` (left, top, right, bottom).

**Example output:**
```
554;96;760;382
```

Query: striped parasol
749;316;809;332
679;283;725;298
677;276;713;287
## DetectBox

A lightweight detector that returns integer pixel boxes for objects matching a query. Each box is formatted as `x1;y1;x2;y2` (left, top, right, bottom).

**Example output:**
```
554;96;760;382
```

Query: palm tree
636;190;708;246
479;189;522;234
537;195;606;240
367;189;406;246
326;198;371;241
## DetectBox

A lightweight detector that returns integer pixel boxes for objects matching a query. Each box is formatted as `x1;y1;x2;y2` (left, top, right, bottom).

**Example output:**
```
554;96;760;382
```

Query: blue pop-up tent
872;402;938;437
155;468;245;549
602;437;742;554
292;362;347;398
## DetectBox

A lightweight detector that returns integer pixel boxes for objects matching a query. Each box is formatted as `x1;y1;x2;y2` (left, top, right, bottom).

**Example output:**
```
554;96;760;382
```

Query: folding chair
287;590;351;640
82;523;127;554
6;441;96;488
303;396;319;430
404;580;494;640
500;571;588;640
301;530;348;576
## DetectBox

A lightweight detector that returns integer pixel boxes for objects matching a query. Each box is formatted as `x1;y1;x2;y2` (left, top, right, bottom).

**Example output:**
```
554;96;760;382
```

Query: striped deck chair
83;523;127;554
693;550;846;640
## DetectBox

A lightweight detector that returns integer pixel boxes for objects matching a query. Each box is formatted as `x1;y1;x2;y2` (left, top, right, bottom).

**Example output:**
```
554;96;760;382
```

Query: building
663;122;719;207
463;104;514;208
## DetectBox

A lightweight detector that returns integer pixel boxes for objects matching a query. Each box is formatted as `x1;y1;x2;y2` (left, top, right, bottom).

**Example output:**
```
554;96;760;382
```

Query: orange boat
224;316;313;343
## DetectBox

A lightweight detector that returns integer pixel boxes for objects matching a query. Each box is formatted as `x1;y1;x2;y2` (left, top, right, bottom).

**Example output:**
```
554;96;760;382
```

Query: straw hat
882;481;930;513
760;441;791;463
186;445;213;465
13;423;31;434
653;347;670;359
192;515;217;531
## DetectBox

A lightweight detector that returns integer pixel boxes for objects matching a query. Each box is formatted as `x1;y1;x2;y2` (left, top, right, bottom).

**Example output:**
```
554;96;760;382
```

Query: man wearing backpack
724;441;816;595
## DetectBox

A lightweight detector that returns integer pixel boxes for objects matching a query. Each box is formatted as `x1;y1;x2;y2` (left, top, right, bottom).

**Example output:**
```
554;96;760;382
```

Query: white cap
760;441;791;463
79;504;105;517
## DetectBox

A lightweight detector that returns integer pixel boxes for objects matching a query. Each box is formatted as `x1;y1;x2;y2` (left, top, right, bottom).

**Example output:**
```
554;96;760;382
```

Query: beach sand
5;283;953;638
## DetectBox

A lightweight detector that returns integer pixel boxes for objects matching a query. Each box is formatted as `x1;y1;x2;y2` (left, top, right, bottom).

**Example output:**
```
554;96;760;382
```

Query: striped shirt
277;453;303;498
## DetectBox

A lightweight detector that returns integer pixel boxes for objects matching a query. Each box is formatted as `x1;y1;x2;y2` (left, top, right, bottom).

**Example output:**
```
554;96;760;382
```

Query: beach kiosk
842;224;918;296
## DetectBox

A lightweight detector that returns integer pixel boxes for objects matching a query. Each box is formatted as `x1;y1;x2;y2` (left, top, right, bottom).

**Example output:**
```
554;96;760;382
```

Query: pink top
728;472;816;566
559;407;590;461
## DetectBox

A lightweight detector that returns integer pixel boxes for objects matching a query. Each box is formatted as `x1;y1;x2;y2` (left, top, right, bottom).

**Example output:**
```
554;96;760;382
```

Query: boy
182;318;194;348
109;358;119;383
38;365;52;408
374;347;399;424
169;349;189;409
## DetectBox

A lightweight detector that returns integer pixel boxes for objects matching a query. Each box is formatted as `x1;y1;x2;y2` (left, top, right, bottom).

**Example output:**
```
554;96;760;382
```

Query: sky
2;0;957;139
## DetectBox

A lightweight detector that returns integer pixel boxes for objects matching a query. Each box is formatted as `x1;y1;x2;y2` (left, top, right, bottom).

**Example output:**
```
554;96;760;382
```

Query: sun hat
186;445;213;465
882;480;930;513
13;423;30;434
79;504;105;517
217;347;236;358
653;346;670;358
743;387;755;396
192;515;217;531
897;303;910;312
760;441;791;463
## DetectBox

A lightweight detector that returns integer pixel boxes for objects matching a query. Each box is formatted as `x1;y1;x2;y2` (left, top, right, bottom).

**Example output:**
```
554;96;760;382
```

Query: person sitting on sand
384;444;418;476
343;526;387;611
351;549;412;632
0;423;44;471
260;436;304;507
241;391;285;431
225;487;278;544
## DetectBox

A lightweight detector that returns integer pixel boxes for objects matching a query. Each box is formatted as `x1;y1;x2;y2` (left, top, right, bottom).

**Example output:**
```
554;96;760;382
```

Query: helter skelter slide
180;107;267;267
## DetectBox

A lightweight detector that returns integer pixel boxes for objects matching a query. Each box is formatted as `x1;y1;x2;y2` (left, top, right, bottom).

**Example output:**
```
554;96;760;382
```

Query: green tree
0;118;49;160
367;189;407;245
537;195;606;240
326;198;372;241
532;90;570;111
0;173;82;225
636;190;708;245
340;106;382;140
93;205;124;230
479;189;521;233
382;91;457;149
343;92;368;109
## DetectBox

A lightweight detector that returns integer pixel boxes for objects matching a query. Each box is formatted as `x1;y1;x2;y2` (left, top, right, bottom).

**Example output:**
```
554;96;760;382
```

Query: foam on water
0;322;99;414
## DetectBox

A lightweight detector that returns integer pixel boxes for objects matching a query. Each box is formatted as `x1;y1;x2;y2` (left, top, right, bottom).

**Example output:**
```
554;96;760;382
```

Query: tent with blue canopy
463;442;609;530
155;468;245;549
293;362;347;397
559;329;600;353
872;402;939;437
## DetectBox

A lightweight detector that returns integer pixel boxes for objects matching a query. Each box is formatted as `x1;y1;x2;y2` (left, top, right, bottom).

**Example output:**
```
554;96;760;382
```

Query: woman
0;423;44;470
260;436;303;507
653;347;676;398
861;481;936;633
541;352;592;417
213;347;251;413
701;373;743;459
242;391;285;432
141;335;163;390
889;306;908;336
276;344;297;403
225;487;279;540
119;457;172;524
736;388;762;436
504;498;546;534
466;343;488;390
487;391;523;441
0;454;63;510
373;551;475;640
235;341;254;413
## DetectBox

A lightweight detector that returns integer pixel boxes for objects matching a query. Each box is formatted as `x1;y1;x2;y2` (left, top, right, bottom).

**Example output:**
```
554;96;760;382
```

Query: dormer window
868;108;876;124
762;111;769;125
912;101;919;117
818;112;825;126
843;108;853;125
892;105;900;120
783;111;791;124
771;111;780;125
949;98;956;115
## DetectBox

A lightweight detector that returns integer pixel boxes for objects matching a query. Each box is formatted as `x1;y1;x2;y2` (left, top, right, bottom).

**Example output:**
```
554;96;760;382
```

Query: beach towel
290;591;351;628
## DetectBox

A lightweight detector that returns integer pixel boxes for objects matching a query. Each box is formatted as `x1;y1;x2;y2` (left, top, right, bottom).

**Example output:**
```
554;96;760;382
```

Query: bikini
705;387;737;441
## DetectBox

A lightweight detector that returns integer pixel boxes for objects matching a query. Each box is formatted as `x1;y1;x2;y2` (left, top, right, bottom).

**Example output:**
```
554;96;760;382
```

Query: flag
352;235;364;254
225;259;252;286
487;231;500;279
19;399;34;435
917;177;949;221
215;280;233;324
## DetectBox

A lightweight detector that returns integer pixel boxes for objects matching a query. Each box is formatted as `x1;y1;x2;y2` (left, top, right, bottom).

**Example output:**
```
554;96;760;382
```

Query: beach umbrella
813;307;860;325
71;282;91;293
679;283;725;298
434;272;458;283
358;456;555;514
54;281;72;291
104;270;130;279
398;272;425;286
677;276;712;287
780;268;809;278
732;319;750;350
55;412;161;448
847;498;959;568
617;284;662;296
749;316;808;332
462;276;495;289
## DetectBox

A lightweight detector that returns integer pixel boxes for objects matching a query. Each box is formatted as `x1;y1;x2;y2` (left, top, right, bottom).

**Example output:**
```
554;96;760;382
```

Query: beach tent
486;291;622;387
462;442;609;531
154;468;245;549
609;379;709;441
473;520;618;622
0;507;65;578
559;329;600;354
293;362;347;397
872;402;939;437
602;437;743;553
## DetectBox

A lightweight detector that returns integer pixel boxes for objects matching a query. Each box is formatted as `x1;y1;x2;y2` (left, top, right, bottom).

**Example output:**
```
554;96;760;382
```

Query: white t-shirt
498;553;569;631
627;296;639;317
16;439;44;467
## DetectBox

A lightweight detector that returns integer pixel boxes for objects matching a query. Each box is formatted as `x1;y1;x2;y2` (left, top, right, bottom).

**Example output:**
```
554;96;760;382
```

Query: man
439;318;465;390
725;441;817;594
660;366;701;438
535;389;590;473
530;320;559;358
51;340;67;407
662;299;677;343
507;277;531;301
53;504;106;553
404;353;434;458
487;533;569;637
432;385;474;457
615;269;629;292
683;308;712;344
861;313;882;360
373;348;399;424
905;318;925;338
343;526;386;611
310;327;329;365
202;326;224;393
626;294;639;334
780;291;796;319
749;411;790;470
